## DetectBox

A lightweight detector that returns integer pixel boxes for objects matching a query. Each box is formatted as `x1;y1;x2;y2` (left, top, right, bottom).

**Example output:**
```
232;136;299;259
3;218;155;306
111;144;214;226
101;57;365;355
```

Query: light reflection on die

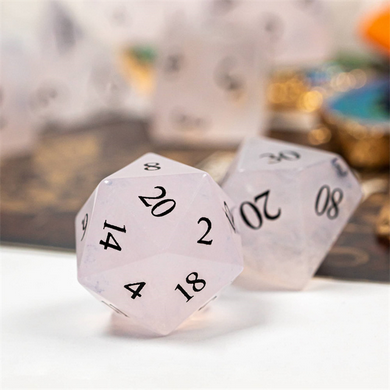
221;137;362;290
75;153;243;335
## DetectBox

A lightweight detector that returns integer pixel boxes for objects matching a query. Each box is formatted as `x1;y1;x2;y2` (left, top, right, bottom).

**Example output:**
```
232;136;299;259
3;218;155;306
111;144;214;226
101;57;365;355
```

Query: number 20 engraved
139;186;176;217
315;185;343;220
240;190;281;229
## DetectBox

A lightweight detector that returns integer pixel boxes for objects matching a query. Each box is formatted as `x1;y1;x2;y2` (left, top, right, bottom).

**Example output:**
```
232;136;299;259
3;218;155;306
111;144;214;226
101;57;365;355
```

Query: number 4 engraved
124;282;146;299
99;220;126;251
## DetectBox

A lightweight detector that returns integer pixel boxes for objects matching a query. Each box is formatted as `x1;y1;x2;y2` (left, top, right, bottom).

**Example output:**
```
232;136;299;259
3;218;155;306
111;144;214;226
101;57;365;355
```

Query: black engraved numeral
175;272;207;302
331;158;348;177
144;162;161;171
262;14;284;42
240;190;281;230
124;282;146;299
215;57;244;95
139;186;176;217
99;220;126;251
81;213;88;241
315;185;343;220
224;201;236;232
197;217;213;245
164;54;183;74
260;150;300;164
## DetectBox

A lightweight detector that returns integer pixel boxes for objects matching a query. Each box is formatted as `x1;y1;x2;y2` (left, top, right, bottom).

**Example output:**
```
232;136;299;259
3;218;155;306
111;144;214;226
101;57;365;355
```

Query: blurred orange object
360;4;390;56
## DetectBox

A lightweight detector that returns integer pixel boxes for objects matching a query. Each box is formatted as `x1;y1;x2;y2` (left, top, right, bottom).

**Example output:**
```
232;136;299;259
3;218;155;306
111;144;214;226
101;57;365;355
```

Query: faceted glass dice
76;153;243;335
151;19;268;146
222;137;362;290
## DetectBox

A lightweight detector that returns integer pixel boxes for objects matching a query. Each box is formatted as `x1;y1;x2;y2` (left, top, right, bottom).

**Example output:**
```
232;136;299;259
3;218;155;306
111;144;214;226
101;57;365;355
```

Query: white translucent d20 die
151;19;267;147
221;137;362;290
75;153;243;335
208;0;331;66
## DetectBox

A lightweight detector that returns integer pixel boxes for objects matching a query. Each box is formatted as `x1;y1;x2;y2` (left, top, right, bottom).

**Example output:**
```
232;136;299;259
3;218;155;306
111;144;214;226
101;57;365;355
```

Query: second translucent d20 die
76;153;243;335
222;137;362;290
151;18;268;146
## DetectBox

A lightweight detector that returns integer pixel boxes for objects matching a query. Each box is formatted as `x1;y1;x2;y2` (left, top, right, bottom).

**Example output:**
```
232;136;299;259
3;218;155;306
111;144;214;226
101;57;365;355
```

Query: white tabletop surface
1;246;389;389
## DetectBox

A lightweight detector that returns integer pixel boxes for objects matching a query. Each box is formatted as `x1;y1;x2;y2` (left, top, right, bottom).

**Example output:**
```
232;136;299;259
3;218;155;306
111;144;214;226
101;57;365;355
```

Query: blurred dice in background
222;137;362;290
151;17;268;147
208;0;332;67
0;40;38;158
30;1;145;127
1;0;388;159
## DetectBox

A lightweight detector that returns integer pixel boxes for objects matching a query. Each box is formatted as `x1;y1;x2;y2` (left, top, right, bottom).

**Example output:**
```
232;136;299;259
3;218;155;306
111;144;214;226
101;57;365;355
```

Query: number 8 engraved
144;162;161;171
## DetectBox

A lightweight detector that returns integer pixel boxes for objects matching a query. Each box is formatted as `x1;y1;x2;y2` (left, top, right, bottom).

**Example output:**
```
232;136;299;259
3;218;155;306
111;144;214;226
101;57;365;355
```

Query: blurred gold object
321;110;390;169
268;67;368;113
267;72;309;110
376;200;390;243
308;125;332;146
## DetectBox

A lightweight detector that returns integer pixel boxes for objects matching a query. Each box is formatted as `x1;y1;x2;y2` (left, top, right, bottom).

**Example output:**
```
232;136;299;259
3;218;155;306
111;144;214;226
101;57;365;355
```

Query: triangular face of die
107;153;204;180
234;137;337;173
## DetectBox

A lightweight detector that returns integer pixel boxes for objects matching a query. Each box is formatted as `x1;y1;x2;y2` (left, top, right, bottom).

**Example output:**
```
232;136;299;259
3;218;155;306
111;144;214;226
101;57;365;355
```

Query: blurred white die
30;1;137;127
76;153;243;335
151;20;268;147
0;40;38;159
222;137;362;290
209;0;332;67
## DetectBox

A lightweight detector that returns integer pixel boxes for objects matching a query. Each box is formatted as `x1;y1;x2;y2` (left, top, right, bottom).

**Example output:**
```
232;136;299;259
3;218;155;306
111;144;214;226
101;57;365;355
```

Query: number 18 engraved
175;272;207;302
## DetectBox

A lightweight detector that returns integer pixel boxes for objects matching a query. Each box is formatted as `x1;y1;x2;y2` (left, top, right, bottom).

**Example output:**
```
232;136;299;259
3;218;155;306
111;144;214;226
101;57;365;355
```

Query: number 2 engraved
139;186;176;217
197;217;213;245
81;213;88;241
99;220;126;251
260;150;300;164
240;190;281;229
144;162;161;171
175;272;207;302
315;185;343;220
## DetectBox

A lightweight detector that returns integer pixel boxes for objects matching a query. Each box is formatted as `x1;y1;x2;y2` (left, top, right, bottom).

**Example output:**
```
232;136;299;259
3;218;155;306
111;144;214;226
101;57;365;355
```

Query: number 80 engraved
315;185;343;220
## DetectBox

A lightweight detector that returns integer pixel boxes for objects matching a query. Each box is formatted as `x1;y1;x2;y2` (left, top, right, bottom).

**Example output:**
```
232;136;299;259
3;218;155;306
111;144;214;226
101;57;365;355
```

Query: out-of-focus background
1;0;389;282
